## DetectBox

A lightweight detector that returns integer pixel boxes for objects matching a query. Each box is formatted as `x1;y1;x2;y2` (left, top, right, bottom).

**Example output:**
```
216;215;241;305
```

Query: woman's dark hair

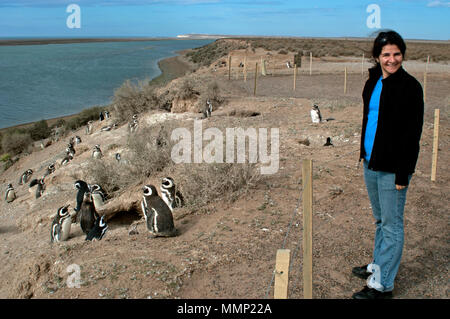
372;30;406;59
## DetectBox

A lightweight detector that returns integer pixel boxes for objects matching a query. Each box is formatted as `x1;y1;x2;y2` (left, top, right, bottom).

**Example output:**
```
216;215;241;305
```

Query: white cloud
427;0;450;7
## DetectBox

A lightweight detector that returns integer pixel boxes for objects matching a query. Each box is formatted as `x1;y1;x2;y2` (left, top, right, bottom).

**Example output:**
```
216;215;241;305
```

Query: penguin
85;215;108;241
61;153;73;166
115;153;121;163
129;119;138;133
89;183;106;209
75;136;82;145
50;205;71;243
66;143;75;157
92;145;103;159
35;178;45;199
324;137;334;147
104;110;110;119
19;169;33;185
43;163;55;177
310;104;322;123
101;125;112;132
141;185;177;238
86;121;93;135
79;192;100;235
132;114;138;120
5;184;16;203
99;111;104;121
74;180;90;213
160;177;184;212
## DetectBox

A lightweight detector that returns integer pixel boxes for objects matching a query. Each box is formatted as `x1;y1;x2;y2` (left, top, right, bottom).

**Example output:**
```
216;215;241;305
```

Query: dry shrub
85;158;133;197
171;162;261;209
127;122;177;180
112;79;161;123
1;132;33;156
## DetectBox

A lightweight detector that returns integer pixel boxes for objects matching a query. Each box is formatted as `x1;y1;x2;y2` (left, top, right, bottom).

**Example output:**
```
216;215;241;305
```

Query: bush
1;132;33;155
28;120;51;141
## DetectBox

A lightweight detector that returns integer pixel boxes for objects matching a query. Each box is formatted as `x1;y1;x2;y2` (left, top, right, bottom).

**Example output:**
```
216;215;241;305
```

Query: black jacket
360;65;424;186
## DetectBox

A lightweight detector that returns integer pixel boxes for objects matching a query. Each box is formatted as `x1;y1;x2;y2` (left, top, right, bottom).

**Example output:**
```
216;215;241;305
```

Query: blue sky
0;0;449;40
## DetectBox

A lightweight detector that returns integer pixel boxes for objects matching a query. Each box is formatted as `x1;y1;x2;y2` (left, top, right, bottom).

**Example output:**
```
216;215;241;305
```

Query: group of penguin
51;180;108;243
50;176;185;243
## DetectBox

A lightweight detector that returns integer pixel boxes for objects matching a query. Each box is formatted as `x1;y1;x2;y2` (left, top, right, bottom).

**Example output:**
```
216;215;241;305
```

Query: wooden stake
302;159;313;299
293;64;297;90
431;109;440;182
228;55;232;80
274;249;291;299
309;52;312;76
424;56;429;102
254;62;258;96
344;67;347;94
362;53;365;75
244;56;247;82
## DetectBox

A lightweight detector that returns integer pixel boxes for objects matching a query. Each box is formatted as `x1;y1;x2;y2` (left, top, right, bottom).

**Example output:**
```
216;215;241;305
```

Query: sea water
0;39;213;129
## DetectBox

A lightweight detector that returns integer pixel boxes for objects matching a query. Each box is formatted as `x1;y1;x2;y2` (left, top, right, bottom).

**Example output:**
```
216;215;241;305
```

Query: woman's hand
396;184;406;190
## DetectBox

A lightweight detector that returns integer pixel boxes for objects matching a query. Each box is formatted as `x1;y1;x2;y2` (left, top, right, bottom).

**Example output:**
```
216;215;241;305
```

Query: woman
352;30;424;299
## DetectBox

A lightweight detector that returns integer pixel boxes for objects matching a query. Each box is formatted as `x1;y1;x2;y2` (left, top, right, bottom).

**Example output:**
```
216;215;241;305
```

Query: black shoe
352;264;372;280
352;286;393;299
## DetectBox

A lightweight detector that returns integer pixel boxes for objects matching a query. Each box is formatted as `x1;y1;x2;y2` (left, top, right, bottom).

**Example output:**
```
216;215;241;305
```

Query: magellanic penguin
79;192;100;235
86;121;93;135
43;163;56;177
324;137;334;146
19;169;33;185
141;185;177;238
5;184;16;203
89;183;106;209
92;145;103;159
75;136;82;145
160;177;184;212
61;153;73;166
74;180;90;213
104;110;110;119
310;104;322;123
35;178;45;199
50;205;72;243
85;215;108;241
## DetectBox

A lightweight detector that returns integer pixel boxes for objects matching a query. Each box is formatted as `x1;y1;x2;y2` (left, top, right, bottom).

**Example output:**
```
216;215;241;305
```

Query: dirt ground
0;45;448;300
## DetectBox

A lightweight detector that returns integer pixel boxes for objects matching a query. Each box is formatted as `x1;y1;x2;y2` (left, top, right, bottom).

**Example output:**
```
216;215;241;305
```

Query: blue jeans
363;161;411;292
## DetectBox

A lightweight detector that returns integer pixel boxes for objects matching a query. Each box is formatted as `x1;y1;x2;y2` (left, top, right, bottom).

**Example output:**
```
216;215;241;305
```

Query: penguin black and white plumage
310;104;322;123
92;145;103;159
19;169;33;185
61;153;73;166
89;183;106;209
50;205;72;243
35;178;45;199
43;163;56;177
85;215;108;241
66;143;76;157
104;110;110;119
75;136;82;145
160;177;184;212
5;184;16;203
324;137;333;146
115;153;121;163
99;112;104;121
141;185;177;238
129;119;138;133
74;180;90;213
79;192;100;235
101;125;112;132
86;121;94;135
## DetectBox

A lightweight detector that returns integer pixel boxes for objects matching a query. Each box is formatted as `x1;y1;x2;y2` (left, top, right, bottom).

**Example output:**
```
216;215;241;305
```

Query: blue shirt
364;76;383;162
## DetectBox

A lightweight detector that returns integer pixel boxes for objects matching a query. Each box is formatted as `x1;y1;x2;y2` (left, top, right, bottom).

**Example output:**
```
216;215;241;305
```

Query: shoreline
0;37;180;46
0;51;194;134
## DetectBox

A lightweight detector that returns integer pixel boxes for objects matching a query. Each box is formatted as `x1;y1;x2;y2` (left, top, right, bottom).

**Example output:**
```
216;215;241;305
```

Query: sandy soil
0;46;448;300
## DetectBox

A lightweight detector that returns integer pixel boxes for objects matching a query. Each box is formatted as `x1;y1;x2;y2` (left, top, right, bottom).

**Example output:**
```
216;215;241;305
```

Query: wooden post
228;55;232;80
344;67;347;94
274;249;291;299
309;52;312;76
424;56;429;102
302;159;313;299
361;53;365;75
293;64;297;90
431;109;440;182
244;56;247;82
254;62;258;96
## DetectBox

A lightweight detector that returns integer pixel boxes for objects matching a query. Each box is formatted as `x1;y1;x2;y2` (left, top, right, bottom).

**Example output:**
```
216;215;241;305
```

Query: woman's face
377;44;403;78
